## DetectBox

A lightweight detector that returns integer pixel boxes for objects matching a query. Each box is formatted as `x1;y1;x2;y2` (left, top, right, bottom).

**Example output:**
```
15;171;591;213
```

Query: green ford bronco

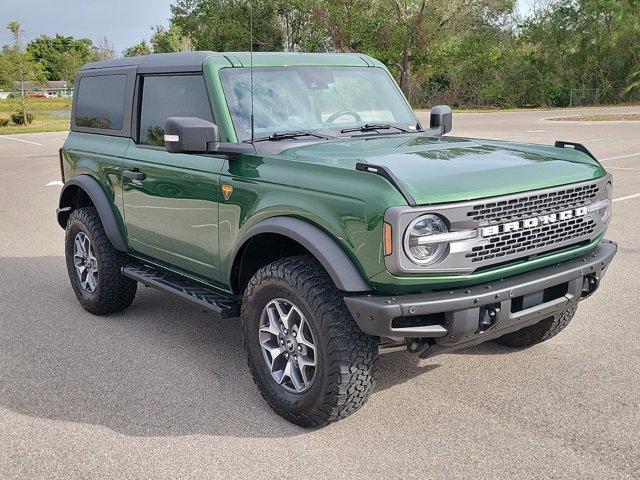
57;52;616;427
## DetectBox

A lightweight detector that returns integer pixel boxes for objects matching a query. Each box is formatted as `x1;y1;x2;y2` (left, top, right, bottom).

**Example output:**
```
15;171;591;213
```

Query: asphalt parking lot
0;106;639;479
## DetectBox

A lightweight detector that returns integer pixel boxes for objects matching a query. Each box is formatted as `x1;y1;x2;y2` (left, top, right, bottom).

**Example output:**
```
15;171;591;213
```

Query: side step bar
122;264;240;319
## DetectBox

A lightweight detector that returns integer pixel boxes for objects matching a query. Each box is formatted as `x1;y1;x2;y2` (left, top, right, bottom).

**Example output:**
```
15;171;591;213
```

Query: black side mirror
164;117;219;153
164;116;255;156
430;105;452;134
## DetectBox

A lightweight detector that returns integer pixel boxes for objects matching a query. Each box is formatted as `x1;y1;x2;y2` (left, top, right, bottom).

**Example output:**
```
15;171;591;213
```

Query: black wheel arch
230;217;371;294
57;175;128;252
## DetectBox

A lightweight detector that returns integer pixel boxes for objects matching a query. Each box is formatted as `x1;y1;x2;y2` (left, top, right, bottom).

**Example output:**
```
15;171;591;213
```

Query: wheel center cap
285;338;295;352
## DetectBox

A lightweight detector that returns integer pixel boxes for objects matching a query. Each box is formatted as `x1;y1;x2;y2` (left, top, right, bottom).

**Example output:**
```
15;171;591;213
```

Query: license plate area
511;282;569;313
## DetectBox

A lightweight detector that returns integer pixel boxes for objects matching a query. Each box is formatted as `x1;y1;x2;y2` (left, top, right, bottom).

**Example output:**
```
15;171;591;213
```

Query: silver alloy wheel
259;298;317;394
73;232;98;294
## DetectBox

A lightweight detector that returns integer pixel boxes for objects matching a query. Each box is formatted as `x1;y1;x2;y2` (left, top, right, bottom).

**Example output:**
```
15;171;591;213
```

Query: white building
12;80;74;98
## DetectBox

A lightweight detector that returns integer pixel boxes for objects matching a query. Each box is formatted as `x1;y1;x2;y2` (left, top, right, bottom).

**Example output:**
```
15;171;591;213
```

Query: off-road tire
494;305;577;348
242;255;379;427
65;207;137;315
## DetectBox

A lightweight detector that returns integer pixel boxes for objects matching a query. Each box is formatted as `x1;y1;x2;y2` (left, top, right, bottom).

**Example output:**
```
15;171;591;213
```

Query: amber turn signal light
383;222;393;256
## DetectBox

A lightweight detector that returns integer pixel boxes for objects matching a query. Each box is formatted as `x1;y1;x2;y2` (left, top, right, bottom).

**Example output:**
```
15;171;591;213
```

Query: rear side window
75;75;127;130
139;75;213;146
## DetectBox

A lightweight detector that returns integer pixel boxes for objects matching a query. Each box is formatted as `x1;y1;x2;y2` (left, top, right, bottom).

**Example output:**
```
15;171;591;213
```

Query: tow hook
581;274;599;298
407;338;429;353
479;305;500;331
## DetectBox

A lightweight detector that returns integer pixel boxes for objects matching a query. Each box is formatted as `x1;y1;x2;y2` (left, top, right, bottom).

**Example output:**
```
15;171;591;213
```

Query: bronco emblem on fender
221;184;233;201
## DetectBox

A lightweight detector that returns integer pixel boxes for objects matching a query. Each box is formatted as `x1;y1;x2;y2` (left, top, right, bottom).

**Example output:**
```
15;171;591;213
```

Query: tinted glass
220;67;417;141
139;75;213;146
75;75;126;130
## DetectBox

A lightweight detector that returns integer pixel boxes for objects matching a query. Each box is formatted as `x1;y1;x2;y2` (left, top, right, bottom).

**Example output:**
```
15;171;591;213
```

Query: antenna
249;0;255;144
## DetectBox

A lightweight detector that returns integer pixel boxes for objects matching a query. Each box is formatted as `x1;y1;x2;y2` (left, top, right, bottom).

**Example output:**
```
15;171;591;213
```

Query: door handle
123;168;146;181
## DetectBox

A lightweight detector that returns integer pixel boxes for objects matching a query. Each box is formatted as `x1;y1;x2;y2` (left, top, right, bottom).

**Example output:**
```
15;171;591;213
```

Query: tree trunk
400;45;411;97
20;69;27;125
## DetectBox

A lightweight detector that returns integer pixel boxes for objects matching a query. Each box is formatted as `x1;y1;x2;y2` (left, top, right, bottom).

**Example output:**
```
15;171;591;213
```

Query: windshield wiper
340;123;414;134
248;131;335;143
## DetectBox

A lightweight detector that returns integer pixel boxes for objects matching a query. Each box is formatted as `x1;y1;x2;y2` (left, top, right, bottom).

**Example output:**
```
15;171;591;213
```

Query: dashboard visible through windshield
219;66;418;142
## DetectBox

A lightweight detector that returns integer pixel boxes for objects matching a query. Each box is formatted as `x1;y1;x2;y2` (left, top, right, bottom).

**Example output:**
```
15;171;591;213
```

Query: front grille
385;175;609;276
465;216;597;263
467;183;599;225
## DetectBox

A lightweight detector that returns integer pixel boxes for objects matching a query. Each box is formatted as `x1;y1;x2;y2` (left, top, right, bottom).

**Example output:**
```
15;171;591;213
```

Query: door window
138;75;213;146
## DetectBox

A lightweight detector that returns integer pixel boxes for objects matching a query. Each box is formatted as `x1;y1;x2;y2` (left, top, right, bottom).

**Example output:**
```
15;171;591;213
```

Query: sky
1;0;175;54
2;0;534;55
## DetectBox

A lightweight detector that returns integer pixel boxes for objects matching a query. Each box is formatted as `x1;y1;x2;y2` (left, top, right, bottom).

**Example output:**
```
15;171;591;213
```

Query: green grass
0;97;71;135
0;113;70;134
22;97;71;111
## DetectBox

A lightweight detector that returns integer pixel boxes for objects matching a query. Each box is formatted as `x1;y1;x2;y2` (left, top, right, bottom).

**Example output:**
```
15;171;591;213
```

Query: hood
278;135;605;205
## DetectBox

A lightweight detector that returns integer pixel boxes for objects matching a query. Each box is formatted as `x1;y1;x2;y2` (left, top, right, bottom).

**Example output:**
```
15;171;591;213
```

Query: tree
57;49;86;84
123;40;153;57
2;22;44;125
313;0;514;97
273;0;329;52
170;0;284;51
159;0;639;108
150;25;193;53
26;34;93;82
624;68;640;98
92;35;117;61
166;0;517;100
491;0;640;107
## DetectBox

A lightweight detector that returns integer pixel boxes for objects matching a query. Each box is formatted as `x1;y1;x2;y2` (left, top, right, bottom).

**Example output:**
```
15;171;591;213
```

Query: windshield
219;66;418;142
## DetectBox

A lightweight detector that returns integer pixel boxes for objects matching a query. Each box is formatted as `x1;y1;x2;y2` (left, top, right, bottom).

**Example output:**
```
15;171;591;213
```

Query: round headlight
404;214;449;266
602;182;613;223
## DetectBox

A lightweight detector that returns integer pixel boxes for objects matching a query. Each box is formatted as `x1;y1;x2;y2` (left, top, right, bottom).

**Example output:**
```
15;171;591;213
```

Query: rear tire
65;207;137;315
242;255;378;427
494;305;577;348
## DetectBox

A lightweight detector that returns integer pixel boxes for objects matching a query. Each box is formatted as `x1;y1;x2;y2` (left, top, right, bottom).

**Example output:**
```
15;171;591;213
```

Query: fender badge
221;184;233;201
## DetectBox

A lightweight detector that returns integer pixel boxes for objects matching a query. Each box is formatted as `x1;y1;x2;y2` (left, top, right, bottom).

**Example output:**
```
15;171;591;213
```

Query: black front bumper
344;240;617;357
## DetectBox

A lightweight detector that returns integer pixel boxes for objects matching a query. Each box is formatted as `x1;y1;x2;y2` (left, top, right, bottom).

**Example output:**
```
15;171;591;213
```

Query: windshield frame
218;65;420;143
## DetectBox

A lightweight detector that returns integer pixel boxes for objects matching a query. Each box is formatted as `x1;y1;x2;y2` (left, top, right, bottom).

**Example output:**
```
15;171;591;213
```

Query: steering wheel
324;110;362;124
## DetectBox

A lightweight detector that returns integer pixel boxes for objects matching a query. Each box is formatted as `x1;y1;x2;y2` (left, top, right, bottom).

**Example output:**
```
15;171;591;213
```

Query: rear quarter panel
62;132;131;236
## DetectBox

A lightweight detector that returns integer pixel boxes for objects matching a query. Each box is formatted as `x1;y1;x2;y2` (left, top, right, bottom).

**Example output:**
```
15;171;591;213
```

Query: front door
122;74;225;281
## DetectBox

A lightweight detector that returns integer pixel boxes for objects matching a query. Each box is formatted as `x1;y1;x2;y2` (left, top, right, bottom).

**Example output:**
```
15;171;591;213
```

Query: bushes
10;112;34;125
0;112;35;128
380;0;640;109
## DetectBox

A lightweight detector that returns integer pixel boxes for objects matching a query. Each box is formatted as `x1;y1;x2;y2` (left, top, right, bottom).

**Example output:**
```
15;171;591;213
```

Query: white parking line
46;180;64;187
0;136;42;146
600;152;640;161
606;167;640;171
613;193;640;203
575;137;612;143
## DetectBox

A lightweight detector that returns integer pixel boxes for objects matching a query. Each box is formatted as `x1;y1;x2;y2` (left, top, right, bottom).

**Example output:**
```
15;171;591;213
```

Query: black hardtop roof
80;51;217;72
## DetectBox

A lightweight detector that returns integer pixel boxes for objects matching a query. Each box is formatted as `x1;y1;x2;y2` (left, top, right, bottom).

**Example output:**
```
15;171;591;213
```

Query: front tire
494;305;577;348
65;207;137;315
242;256;378;427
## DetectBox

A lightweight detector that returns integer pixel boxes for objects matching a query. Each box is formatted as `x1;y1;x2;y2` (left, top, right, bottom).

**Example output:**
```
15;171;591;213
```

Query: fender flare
233;217;371;292
57;175;128;252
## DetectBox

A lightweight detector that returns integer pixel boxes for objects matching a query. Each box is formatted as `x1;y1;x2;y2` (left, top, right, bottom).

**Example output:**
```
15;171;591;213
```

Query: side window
75;75;127;130
139;75;213;146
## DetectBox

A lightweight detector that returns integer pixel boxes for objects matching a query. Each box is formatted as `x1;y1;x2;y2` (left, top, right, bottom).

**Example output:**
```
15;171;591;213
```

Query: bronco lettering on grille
480;206;589;237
